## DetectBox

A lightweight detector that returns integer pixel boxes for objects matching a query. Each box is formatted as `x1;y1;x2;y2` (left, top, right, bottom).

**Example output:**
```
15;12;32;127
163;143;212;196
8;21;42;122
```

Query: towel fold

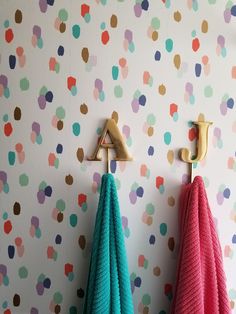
171;176;231;314
83;173;134;314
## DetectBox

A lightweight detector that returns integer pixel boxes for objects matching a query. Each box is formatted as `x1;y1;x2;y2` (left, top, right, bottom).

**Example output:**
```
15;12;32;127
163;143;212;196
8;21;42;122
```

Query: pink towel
171;176;231;314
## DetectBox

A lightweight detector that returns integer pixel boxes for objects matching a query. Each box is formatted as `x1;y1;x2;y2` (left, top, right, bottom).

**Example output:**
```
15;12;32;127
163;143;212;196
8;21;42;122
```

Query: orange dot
4;122;13;137
202;55;209;65
15;237;22;246
15;143;23;153
119;57;126;68
5;28;14;43
16;46;24;57
232;66;236;79
192;38;200;52
101;30;110;45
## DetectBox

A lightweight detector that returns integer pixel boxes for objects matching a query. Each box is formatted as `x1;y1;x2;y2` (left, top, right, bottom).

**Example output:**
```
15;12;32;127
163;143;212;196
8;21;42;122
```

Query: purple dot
30;308;39;314
154;50;161;61
44;185;52;197
33;25;42;38
134;276;142;287
185;82;193;94
93;172;101;184
149;234;155;244
148;146;154;156
56;144;63;154
37;190;45;204
32;122;40;135
39;0;47;13
57;45;64;56
55;234;62;244
134;4;142;17
122;216;128;228
136;186;144;197
94;79;103;92
141;0;149;11
36;282;44;295
45;91;53;102
0;264;7;276
131;98;139;113
38;95;46;110
43;277;51;288
227;98;234;109
129;190;137;204
139;95;146;106
213;127;221;138
220;101;227;115
0;171;7;184
31;216;39;228
217;35;225;47
195;63;201;77
223;188;230;199
0;75;8;88
124;29;132;43
110;160;116;173
224;9;231;23
216;191;224;205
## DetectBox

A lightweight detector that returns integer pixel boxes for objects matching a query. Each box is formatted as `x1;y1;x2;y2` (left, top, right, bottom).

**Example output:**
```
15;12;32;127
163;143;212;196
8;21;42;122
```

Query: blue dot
136;186;144;197
232;234;236;243
223;188;230;199
134;276;142;287
57;45;64;56
9;55;16;69
110;160;117;173
141;0;149;10
44;185;52;197
149;234;155;244
154;50;161;61
8;245;15;259
56;144;63;154
139;95;146;106
43;277;51;288
195;63;201;77
47;0;54;5
231;5;236;16
148;146;154;156
55;234;62;244
227;98;234;109
45;91;53;102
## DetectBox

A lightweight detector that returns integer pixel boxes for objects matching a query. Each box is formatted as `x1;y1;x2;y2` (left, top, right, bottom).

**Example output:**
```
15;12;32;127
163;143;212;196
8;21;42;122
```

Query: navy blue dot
232;234;236;243
134;276;142;287
141;0;149;11
223;188;230;199
195;63;201;77
55;234;62;244
154;50;161;61
9;55;16;69
45;91;53;102
77;288;84;298
8;245;15;259
227;98;234;109
56;144;63;154
139;95;146;106
231;5;236;16
148;146;154;156
57;45;64;56
43;277;51;288
149;234;155;244
47;0;54;5
44;186;52;197
110;160;117;173
136;186;144;197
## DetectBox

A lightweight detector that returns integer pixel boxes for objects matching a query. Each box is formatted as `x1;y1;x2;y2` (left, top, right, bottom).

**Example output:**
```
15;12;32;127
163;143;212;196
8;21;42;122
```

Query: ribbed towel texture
171;176;231;314
83;173;134;314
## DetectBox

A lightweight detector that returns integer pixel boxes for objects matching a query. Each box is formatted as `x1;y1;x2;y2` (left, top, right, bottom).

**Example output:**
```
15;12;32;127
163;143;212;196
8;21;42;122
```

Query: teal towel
83;173;134;314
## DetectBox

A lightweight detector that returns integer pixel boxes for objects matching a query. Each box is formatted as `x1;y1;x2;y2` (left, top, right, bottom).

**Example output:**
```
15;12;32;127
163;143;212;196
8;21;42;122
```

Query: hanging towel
171;176;231;314
83;173;134;314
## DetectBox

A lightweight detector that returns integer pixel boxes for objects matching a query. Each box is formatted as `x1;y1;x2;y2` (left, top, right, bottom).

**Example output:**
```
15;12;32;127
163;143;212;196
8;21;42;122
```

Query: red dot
101;30;110;45
67;76;76;91
169;103;178;117
188;127;197;141
5;28;14;43
192;38;200;52
164;283;172;295
65;263;73;276
156;176;164;189
4;220;12;234
78;193;87;207
81;4;90;17
4;310;11;314
4;122;13;137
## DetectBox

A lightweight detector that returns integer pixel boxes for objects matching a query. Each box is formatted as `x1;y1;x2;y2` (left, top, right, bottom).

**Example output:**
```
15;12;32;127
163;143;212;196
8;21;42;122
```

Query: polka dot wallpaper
0;1;236;313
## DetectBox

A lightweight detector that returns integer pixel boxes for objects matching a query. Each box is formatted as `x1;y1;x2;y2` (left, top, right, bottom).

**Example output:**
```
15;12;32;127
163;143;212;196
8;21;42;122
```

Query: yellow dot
168;196;175;207
201;20;208;33
147;126;154;136
152;31;158;41
167;150;174;165
174;11;181;22
158;84;166;95
173;54;181;70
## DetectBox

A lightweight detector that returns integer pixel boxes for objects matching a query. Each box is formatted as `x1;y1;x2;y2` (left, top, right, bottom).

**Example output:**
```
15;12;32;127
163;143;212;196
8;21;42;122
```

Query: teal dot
68;272;74;281
3;212;8;220
189;94;195;104
229;289;236;299
101;0;107;4
147;113;156;126
99;90;105;101
20;78;30;91
191;30;196;37
36;134;43;145
70;214;78;227
4;87;10;98
69;306;78;314
100;22;106;30
35;227;41;238
142;294;151;306
56;199;66;211
37;37;43;49
96;127;102;135
39;181;47;190
160;223;167;236
164;132;171;145
146;203;155;215
71;85;77;96
3;183;9;193
18;266;28;279
159;185;165;194
3;114;8;122
4;20;10;28
81;202;87;212
193;1;198;11
72;122;80;136
165;0;171;7
72;24;80;39
124;228;130;238
114;85;123;98
55;63;60;73
128;42;135;52
8;151;16;165
151;17;160;30
112;66;119;80
126;137;132;147
221;47;227;58
84;13;91;23
58;9;68;22
53;292;63;304
204;85;213;97
165;38;173;52
208;0;216;3
115;178;121;190
56;106;65;119
3;275;9;286
2;301;8;309
173;112;178;122
19;173;29;186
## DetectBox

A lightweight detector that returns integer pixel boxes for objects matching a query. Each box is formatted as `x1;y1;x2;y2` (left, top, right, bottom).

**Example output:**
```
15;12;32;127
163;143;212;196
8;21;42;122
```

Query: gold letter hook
179;115;213;182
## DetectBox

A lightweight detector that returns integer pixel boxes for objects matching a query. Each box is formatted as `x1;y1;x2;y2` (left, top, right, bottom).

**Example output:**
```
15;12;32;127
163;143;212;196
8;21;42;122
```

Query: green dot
18;266;28;279
72;24;80;39
101;0;107;4
115;178;121;190
112;66;119;80
3;114;8;122
226;1;233;10
3;212;8;220
56;106;65;119
53;292;63;304
100;22;106;30
37;37;43;49
165;38;173;52
69;306;78;314
8;151;16;165
58;9;68;22
130;272;136;281
151;17;160;30
84;13;91;23
4;87;10;98
143;260;149;269
20;78;29;91
204;85;213;97
72;122;80;136
70;214;77;227
147;113;156;126
39;86;48;95
146;203;154;215
134;89;141;98
19;173;29;186
56;199;65;211
39;181;47;190
131;182;139;191
193;1;198;10
142;294;151;306
164;132;171;145
160;223;167;236
54;158;59;169
114;85;123;98
55;63;60;73
208;0;216;3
